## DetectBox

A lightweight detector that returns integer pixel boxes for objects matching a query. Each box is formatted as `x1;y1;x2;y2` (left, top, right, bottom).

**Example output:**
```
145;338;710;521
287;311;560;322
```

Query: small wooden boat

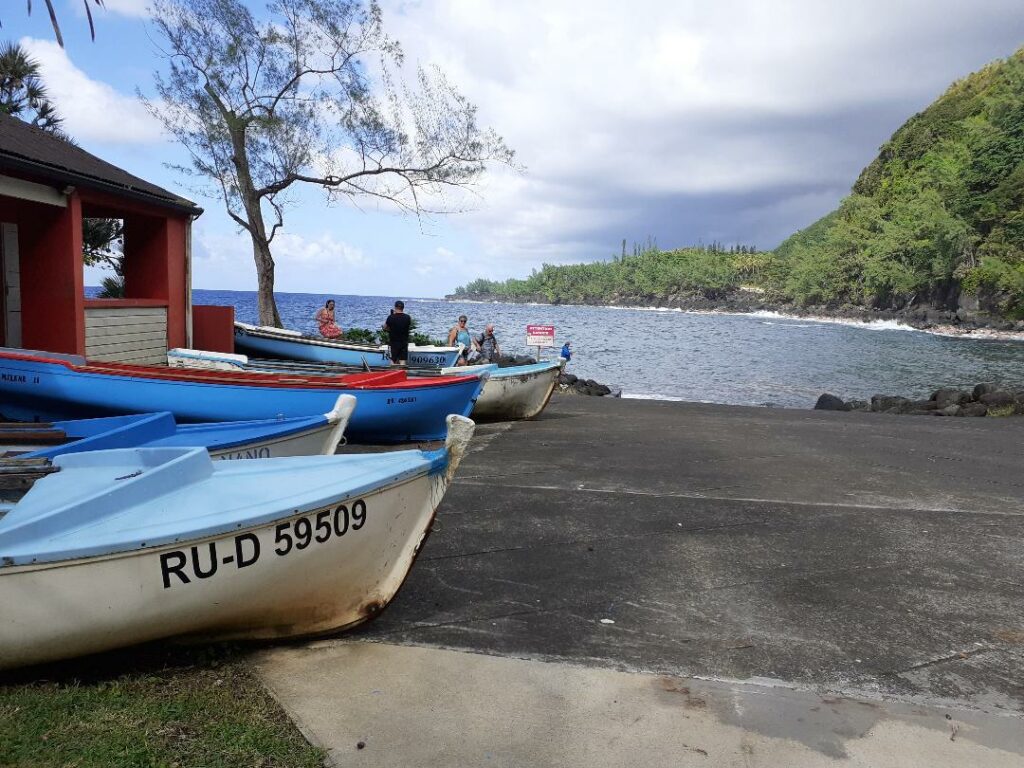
234;321;462;368
170;349;564;421
0;395;354;461
0;348;485;444
0;415;474;670
441;360;565;421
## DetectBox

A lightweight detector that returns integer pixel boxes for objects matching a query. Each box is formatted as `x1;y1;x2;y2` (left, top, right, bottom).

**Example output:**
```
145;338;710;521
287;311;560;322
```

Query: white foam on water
745;310;921;333
445;297;1024;341
622;392;703;403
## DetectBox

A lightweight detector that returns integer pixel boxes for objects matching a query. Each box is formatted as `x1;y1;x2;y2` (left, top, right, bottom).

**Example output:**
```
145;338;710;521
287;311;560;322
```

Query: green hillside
773;46;1024;318
454;47;1024;323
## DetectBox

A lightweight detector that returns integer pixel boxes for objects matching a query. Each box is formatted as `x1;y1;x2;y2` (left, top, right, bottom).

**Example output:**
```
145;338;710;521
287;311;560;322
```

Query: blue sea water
191;288;1024;408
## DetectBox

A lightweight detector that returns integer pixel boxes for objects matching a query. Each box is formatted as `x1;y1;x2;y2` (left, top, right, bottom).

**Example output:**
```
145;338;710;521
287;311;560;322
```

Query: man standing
560;340;572;362
475;323;501;363
384;300;412;365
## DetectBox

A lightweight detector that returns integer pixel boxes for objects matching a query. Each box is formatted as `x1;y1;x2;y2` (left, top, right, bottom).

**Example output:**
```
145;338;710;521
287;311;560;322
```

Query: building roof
0;113;202;216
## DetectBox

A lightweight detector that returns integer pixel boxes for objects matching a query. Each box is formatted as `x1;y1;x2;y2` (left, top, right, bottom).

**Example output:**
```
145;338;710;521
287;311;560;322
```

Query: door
1;223;22;348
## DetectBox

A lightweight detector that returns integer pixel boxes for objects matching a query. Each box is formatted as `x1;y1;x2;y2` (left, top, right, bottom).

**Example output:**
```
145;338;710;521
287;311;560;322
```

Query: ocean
181;289;1024;408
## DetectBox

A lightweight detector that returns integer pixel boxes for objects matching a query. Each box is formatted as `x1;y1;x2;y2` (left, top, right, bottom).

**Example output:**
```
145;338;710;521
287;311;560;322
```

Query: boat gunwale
0;447;449;569
0;349;481;391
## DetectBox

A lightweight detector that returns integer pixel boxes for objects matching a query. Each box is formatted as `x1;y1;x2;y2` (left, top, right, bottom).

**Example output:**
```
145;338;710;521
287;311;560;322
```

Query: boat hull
0;472;444;669
0;353;482;443
444;361;563;421
205;421;341;459
235;323;460;368
0;416;475;669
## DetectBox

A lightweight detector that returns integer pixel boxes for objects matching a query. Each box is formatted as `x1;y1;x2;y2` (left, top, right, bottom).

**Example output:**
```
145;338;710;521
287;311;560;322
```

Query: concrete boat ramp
255;397;1024;766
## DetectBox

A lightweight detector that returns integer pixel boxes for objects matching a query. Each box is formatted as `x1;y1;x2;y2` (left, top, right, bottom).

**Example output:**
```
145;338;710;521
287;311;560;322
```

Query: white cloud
21;37;163;144
379;0;1024;273
193;229;369;292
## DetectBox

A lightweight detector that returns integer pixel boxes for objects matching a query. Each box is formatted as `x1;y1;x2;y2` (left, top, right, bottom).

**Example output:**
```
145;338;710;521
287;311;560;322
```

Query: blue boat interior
0;445;448;566
18;412;331;460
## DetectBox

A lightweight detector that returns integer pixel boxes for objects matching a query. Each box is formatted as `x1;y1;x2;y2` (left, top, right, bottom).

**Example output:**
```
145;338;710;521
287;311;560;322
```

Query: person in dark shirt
384;300;412;365
475;323;501;363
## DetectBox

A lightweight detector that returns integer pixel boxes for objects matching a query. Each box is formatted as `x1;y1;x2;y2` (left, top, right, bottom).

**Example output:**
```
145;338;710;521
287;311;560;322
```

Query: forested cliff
453;48;1024;327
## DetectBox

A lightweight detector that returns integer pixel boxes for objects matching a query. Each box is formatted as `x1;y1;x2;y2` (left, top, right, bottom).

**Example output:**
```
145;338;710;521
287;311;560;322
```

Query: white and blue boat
440;359;565;421
1;395;354;461
0;348;485;444
0;415;474;670
234;321;462;368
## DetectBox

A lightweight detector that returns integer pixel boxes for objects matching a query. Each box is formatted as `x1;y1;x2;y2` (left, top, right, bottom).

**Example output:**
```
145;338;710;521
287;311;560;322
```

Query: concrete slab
353;398;1024;709
255;397;1024;763
255;642;1024;767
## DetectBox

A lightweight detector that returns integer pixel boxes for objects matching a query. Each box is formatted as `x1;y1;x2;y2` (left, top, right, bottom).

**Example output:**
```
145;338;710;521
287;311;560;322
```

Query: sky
4;0;1024;297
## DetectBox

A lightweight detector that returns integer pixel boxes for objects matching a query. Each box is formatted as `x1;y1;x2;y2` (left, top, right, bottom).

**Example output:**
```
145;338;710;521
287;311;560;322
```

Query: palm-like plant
3;1;106;48
0;42;63;132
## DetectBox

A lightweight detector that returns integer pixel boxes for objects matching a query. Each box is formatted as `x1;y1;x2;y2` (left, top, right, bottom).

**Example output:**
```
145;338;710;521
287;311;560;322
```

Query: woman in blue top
448;315;473;365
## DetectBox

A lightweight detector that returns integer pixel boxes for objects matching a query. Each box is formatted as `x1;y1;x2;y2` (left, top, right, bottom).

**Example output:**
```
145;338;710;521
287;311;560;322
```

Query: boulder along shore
494;355;619;398
814;383;1024;417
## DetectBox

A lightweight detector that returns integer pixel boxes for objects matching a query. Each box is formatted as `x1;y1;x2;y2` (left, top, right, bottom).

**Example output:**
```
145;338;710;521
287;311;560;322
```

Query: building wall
0;177;195;362
84;303;168;365
0;192;85;355
193;305;235;353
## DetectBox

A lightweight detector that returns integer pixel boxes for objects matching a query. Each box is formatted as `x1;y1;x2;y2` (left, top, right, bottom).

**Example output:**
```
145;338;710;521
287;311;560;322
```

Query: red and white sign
526;324;555;347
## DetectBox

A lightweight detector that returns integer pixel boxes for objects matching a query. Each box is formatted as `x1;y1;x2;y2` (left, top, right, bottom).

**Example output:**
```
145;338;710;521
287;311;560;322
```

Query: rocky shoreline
451;289;1024;337
814;383;1024;417
555;371;620;397
495;355;619;397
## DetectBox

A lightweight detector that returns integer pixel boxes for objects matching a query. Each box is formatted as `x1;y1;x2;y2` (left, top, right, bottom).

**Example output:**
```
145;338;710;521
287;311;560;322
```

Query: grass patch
0;644;324;767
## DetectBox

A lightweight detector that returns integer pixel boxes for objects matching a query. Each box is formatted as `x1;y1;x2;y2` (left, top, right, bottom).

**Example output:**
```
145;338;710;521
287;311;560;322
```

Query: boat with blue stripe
0;348;485;443
0;395;354;461
0;415;475;669
234;321;462;368
168;348;563;422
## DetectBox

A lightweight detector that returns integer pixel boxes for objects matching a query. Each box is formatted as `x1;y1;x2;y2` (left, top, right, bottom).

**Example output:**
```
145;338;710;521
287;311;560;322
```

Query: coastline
449;296;1024;342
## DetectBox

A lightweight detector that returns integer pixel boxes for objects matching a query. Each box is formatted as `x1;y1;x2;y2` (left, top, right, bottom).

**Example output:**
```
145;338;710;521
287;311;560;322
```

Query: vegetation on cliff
454;47;1024;320
455;242;760;305
774;46;1024;318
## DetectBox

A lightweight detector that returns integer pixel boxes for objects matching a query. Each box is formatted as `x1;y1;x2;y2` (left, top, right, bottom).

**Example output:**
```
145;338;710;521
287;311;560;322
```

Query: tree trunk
250;233;282;327
228;122;282;327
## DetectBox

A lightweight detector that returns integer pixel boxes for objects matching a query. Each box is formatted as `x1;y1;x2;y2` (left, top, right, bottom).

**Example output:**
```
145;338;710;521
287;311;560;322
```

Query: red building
0;113;233;364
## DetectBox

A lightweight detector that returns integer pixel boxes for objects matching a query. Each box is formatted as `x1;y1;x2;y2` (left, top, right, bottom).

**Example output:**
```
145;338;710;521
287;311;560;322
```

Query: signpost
526;324;555;359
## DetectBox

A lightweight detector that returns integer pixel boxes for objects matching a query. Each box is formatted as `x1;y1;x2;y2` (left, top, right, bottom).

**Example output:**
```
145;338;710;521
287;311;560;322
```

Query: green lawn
0;645;324;767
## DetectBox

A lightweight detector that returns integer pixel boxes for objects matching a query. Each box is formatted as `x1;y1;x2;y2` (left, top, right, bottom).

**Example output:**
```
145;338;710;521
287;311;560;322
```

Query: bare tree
1;1;106;47
144;0;514;327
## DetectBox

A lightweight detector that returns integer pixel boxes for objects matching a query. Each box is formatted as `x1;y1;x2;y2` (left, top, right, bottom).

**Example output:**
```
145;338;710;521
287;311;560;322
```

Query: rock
497;354;537;368
814;393;847;411
931;388;971;408
936;405;962;416
903;399;938;412
871;395;908;413
558;373;578;385
960;402;988;417
972;382;998;400
845;399;871;412
979;390;1015;408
